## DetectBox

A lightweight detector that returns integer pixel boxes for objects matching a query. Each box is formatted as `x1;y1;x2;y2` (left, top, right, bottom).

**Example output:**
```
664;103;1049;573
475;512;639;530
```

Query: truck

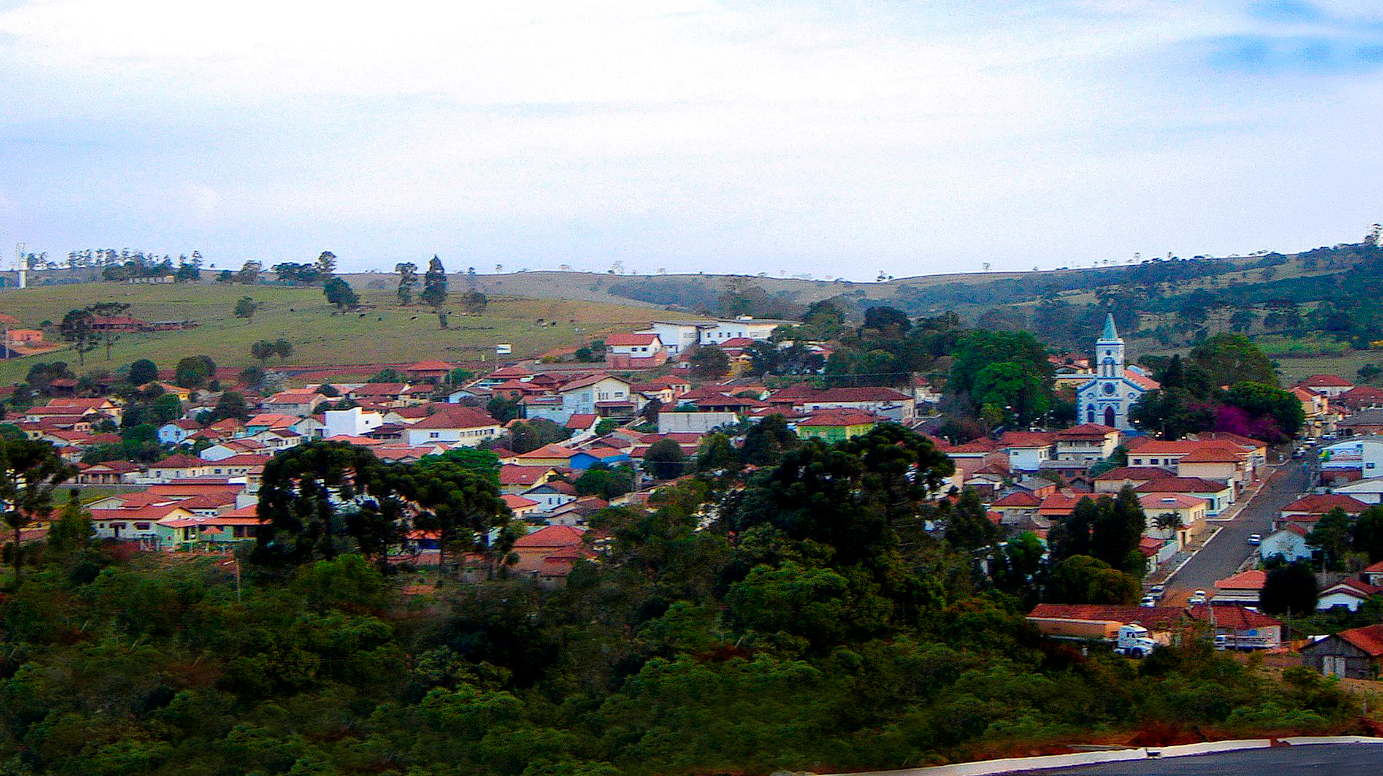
1113;624;1157;658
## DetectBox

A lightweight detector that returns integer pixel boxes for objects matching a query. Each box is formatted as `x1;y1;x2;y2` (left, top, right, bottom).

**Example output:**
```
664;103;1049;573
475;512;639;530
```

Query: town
7;294;1383;675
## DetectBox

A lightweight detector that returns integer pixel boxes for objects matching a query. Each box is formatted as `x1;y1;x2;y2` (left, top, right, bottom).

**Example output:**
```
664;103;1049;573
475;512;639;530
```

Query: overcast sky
2;0;1381;280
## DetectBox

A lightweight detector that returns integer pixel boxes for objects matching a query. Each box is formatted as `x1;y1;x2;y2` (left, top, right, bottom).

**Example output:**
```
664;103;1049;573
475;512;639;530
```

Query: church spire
1099;313;1119;342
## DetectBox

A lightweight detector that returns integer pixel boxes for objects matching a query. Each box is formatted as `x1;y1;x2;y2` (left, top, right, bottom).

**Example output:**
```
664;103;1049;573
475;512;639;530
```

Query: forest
0;426;1360;776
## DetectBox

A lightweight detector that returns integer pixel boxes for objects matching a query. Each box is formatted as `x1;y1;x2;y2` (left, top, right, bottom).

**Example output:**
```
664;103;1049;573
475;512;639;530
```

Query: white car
1140;595;1157;608
1247;533;1262;546
1187;590;1208;605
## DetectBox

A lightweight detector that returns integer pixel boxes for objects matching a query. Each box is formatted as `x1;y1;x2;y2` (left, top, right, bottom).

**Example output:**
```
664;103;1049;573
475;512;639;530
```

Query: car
1140;595;1157;608
1247;533;1262;546
1188;590;1208;605
1148;584;1166;599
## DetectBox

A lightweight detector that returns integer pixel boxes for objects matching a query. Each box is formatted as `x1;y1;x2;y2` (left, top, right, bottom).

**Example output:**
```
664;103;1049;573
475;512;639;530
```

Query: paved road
1167;457;1314;594
1013;743;1383;774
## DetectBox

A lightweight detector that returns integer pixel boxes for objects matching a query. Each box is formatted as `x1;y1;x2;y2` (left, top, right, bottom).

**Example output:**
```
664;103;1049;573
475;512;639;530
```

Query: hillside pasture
0;282;663;384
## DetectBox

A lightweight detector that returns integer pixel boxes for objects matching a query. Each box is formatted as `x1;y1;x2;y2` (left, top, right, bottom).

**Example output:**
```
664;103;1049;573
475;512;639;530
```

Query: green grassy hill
0;282;665;384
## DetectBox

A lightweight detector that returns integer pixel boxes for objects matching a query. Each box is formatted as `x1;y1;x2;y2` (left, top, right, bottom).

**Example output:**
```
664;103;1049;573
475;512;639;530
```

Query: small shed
1298;624;1383;679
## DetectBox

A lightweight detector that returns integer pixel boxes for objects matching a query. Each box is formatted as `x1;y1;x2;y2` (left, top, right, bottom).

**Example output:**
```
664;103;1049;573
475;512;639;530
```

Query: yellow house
795;409;880;442
1138;493;1208;549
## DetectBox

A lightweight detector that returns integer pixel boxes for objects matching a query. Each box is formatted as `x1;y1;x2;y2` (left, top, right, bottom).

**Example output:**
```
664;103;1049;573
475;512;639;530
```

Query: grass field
0;282;668;384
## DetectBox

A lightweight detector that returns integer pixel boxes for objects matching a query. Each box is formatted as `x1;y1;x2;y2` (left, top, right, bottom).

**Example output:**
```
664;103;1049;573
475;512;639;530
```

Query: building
1316;579;1381;612
1299;624;1383;678
1297;374;1354;399
1258;524;1311;563
795;409;881;442
1319;438;1383;479
1138;493;1208;548
1187;605;1282;650
402;406;502;447
1053;424;1120;464
1277;494;1369;530
698;317;789;345
604;333;668;369
1211;569;1266;605
1075;315;1158;430
1134;476;1235;515
635;321;713;356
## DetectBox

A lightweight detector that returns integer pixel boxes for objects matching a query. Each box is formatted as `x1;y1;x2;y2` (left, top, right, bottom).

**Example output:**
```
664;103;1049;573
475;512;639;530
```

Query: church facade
1076;314;1157;431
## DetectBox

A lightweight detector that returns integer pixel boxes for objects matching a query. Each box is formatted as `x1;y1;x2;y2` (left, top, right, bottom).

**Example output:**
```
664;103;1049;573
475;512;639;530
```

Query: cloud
0;1;1381;277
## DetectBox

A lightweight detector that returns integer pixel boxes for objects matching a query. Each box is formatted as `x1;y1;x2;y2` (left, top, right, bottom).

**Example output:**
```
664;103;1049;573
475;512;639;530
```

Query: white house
1052;424;1120;464
699;317;790;345
523;481;579;512
1258;524;1312;563
558;375;634;420
324;407;384;439
402;406;502;447
1317;579;1380;612
636;321;711;356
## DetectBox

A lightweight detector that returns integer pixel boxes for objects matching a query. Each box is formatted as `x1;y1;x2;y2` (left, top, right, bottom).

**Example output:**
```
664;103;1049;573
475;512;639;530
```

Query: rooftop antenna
14;243;26;289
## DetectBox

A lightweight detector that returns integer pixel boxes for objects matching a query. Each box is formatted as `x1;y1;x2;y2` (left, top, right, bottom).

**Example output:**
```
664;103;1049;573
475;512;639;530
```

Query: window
135;522;150;530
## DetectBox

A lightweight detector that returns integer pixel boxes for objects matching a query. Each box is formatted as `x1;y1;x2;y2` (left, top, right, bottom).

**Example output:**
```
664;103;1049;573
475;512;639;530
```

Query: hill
0;282;666;384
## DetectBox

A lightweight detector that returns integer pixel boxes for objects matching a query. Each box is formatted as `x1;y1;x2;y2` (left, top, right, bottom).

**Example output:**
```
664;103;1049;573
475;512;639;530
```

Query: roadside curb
818;736;1383;776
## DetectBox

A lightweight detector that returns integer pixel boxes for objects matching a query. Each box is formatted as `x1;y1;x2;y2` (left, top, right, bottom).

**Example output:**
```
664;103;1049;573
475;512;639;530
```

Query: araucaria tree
59;309;97;366
0;439;74;582
395;262;418;306
85;301;131;361
420;255;449;329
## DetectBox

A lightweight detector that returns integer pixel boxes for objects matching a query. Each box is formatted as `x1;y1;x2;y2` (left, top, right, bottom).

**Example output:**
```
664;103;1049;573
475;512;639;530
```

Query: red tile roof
799;408;880;427
513;524;586;549
1214;570;1267;590
1135;477;1231;494
1339;624;1383;657
1096;467;1177;481
409;406;499;430
1282;494;1370;514
1178;448;1243;463
1055;423;1116;440
1187;605;1280;629
405;360;454;372
992;491;1042;507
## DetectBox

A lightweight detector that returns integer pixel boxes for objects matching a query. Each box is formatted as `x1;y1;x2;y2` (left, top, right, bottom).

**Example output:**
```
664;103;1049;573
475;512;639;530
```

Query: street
1166;455;1314;595
1014;743;1383;775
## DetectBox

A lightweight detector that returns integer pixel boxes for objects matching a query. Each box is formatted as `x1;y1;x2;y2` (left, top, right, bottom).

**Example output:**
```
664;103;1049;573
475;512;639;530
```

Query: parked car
1247;533;1262;546
1188;590;1208;605
1147;584;1166;599
1140;595;1158;608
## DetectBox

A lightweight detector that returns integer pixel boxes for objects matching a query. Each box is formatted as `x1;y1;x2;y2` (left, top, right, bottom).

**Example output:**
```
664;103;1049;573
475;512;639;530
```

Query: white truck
1113;624;1157;658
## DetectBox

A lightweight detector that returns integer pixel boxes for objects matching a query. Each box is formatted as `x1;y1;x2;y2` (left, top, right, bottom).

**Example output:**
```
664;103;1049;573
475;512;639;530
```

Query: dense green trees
1260;561;1320;615
1;439;74;580
0;428;1360;775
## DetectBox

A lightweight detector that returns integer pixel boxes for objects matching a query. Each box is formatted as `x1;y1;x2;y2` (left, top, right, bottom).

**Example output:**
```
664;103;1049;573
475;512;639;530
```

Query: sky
1;0;1382;280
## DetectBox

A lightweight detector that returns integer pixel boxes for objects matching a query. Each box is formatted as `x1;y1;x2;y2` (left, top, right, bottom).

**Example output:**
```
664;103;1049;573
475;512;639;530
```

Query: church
1076;314;1159;431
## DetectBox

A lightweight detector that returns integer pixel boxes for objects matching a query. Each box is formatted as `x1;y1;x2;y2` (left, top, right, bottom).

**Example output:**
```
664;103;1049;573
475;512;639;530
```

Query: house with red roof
1299;624;1383;678
1258;523;1311;563
1134;476;1235;515
1338;385;1383;412
1139;493;1209;547
1211;569;1267;605
403;360;454;383
793;386;916;423
1053;423;1120;463
1297;373;1354;398
145;454;212;483
75;460;142;485
998;431;1056;472
795;409;882;442
1187;605;1282;650
499;465;563;495
262;389;327;417
1317;578;1381;612
510;525;594;588
1277;493;1370;530
604;333;668;369
1094;467;1177;494
402;406;502;448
